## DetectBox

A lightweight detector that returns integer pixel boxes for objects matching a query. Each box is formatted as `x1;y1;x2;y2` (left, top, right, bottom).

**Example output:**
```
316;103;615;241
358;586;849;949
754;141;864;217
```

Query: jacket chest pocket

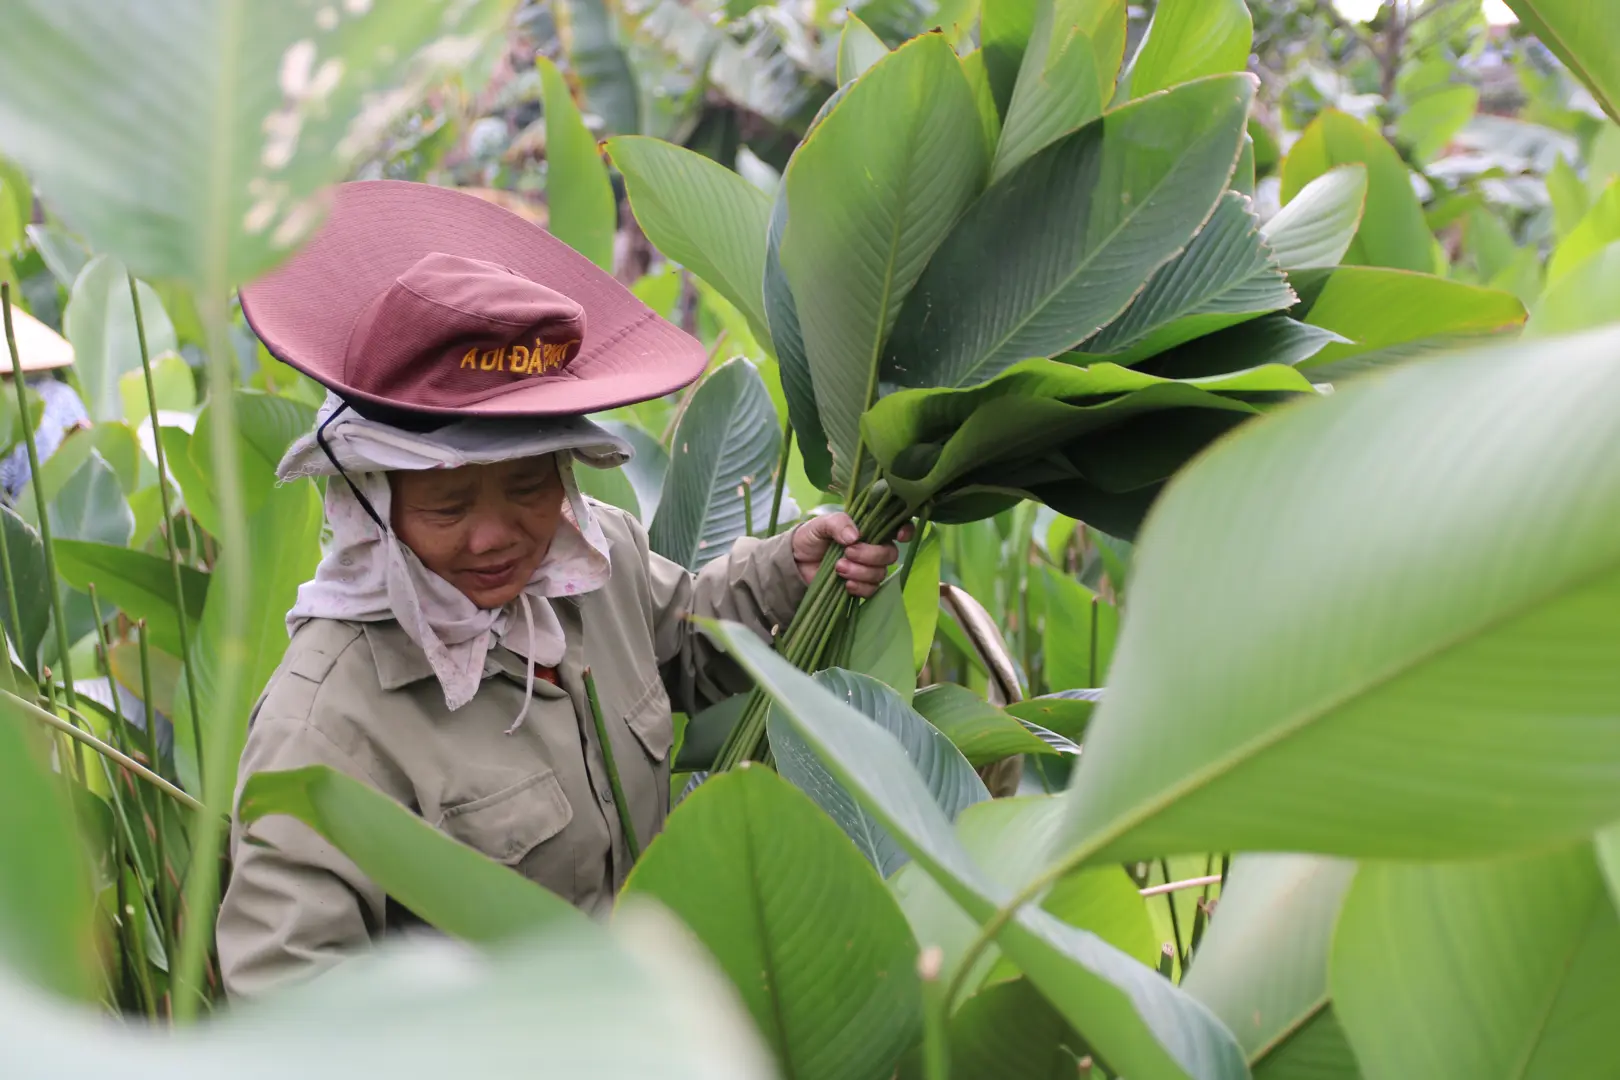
438;769;573;867
622;678;673;764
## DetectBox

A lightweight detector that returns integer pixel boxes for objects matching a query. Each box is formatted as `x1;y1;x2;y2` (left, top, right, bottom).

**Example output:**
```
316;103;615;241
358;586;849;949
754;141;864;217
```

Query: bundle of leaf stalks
609;12;1358;768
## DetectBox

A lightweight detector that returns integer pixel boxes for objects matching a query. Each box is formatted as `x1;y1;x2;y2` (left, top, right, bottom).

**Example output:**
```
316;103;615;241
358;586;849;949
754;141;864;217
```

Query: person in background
216;181;905;996
0;303;89;498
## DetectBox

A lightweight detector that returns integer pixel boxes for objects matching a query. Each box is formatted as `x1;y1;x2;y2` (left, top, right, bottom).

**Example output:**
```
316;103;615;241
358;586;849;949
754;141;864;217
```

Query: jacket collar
361;596;584;692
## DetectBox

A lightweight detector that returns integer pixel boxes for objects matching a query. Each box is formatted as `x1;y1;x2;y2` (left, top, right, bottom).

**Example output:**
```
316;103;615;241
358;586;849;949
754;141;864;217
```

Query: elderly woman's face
388;455;565;609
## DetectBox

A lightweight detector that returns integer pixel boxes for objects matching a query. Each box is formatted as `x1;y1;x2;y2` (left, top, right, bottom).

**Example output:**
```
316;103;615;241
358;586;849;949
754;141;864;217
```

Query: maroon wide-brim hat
240;180;707;418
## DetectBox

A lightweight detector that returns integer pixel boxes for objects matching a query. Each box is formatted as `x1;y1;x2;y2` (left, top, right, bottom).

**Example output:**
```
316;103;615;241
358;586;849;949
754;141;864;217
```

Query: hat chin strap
315;400;388;531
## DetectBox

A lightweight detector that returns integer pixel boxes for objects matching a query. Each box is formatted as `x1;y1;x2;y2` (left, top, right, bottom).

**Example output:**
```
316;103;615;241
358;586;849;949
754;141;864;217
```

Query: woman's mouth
464;560;520;589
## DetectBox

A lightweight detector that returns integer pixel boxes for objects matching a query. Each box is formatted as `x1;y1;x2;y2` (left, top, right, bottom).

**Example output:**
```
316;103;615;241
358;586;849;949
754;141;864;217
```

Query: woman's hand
791;513;914;598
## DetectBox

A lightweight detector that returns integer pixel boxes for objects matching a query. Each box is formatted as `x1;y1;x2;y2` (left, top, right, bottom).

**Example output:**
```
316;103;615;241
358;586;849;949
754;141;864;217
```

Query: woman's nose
463;512;522;555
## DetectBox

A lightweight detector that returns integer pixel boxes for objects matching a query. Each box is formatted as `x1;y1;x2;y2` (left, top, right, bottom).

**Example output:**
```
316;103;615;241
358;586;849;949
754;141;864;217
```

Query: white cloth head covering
279;395;633;729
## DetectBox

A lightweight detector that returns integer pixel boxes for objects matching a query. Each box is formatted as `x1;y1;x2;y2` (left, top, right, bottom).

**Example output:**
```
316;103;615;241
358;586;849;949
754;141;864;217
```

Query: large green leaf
1083;193;1295;363
1280;111;1432;274
862;358;1314;509
175;476;321;799
609;136;773;345
770;668;987;878
625;766;921;1080
191;390;317;515
241;764;581;945
0;903;777;1078
555;0;641;136
1547;180;1620;286
1296;267;1526;374
1005;690;1101;742
708;620;1250;1080
1527;240;1620;338
990;0;1101;183
1259;165;1367;272
846;574;915;695
979;0;1039;117
48;450;133;546
0;506;48;673
780;33;987;487
935;978;1089;1079
1504;1;1620;125
0;689;98;1002
1395;84;1478;166
1181;856;1360;1078
1121;0;1251;100
883;74;1254;391
52;540;208;659
0;1;512;291
837;14;890;85
764;180;835;490
648;358;781;570
912;684;1053;767
61;255;175;424
1333;845;1620;1079
1055;323;1620;868
537;57;615;272
891;798;1155;1003
1137;316;1344;380
1040;565;1116;690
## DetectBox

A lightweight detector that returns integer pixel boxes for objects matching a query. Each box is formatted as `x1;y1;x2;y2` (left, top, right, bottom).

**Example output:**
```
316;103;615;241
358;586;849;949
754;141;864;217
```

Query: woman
217;181;900;997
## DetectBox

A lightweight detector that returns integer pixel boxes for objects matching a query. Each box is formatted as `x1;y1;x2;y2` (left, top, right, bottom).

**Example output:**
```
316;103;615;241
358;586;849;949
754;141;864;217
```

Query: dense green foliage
1;1;1619;1078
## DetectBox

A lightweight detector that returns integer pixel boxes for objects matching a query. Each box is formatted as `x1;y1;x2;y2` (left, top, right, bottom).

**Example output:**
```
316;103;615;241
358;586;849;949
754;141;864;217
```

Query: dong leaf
1395;84;1478;166
991;0;1102;183
174;476;321;799
846;575;916;695
837;14;889;85
624;767;921;1080
1260;165;1367;271
764;180;834;490
980;0;1040;116
0;506;48;674
241;764;581;944
1281;111;1432;274
1503;1;1620;125
0;689;98;1002
537;57;615;271
52;541;208;659
884;74;1254;391
708;620;1250;1080
1297;267;1526;374
912;684;1054;767
555;0;641;136
1055;323;1620;868
1040;566;1117;690
62;255;176;424
0;902;777;1078
780;33;987;487
862;358;1314;509
1005;690;1101;742
0;0;514;292
770;667;987;877
1527;240;1620;337
648;359;781;570
1084;193;1296;363
940;979;1089;1078
1181;855;1360;1078
609;136;773;344
1122;0;1252;100
1333;845;1620;1079
1137;315;1344;380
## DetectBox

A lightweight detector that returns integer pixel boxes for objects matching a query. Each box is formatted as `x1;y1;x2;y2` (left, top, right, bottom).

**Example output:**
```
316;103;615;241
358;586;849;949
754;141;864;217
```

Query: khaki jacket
217;505;805;997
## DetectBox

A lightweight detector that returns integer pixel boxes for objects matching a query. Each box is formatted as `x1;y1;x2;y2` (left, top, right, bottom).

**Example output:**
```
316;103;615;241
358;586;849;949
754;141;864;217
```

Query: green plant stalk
129;274;205;795
740;478;754;537
89;727;161;1018
1160;857;1186;973
584;667;641;862
711;486;909;769
766;420;792;537
919;947;950;1080
2;283;76;710
13;691;206;813
137;620;171;946
44;676;85;783
0;496;22;664
172;299;251;1022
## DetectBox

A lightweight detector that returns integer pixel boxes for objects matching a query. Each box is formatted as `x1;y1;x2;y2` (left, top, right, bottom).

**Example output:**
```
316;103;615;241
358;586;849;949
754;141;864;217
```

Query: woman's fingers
844;541;899;567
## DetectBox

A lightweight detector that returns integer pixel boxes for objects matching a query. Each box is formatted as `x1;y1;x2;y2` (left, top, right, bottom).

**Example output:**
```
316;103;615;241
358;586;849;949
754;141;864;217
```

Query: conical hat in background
2;305;74;375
